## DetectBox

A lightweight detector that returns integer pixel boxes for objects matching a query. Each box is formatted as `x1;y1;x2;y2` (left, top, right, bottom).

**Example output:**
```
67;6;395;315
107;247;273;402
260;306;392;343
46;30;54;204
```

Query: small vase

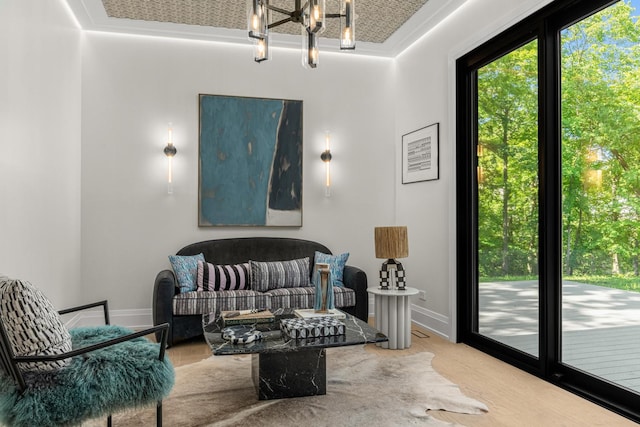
313;262;334;312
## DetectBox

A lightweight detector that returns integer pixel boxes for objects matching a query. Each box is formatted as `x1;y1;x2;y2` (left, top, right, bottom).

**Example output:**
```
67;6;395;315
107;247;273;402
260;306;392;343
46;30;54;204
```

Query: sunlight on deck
478;281;640;392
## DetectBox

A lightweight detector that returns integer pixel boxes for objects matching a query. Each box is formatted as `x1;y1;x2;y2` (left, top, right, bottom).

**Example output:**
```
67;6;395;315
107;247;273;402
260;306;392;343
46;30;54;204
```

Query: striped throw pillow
196;261;250;292
250;258;310;292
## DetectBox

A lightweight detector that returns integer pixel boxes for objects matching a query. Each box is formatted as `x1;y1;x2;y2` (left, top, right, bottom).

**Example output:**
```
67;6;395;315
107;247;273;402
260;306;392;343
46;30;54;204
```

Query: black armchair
0;279;174;427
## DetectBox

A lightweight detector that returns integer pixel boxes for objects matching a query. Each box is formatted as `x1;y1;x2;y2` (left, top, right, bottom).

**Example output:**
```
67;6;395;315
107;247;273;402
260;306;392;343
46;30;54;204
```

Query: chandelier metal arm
266;5;295;16
268;17;294;29
266;0;309;26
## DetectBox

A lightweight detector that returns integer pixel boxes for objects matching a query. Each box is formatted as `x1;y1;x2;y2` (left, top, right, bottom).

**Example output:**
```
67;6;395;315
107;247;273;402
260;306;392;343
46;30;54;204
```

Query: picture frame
402;123;439;184
198;94;303;227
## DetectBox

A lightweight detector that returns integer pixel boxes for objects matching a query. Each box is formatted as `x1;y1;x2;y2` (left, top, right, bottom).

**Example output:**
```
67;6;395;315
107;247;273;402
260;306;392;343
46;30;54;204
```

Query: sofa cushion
250;258;310;292
173;290;270;315
331;286;356;307
0;279;72;372
197;261;250;291
314;251;349;287
262;287;315;310
265;286;356;310
169;253;205;293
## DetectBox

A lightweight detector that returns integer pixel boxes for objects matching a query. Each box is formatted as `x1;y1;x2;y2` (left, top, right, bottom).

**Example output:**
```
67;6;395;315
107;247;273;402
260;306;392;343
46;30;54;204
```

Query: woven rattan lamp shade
374;226;409;259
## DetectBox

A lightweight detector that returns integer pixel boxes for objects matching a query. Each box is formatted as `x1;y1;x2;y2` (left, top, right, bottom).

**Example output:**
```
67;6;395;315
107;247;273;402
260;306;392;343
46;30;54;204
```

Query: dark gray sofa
153;237;368;346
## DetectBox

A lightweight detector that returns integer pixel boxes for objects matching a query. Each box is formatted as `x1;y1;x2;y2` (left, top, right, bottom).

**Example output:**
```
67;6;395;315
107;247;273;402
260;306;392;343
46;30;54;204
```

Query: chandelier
248;0;356;68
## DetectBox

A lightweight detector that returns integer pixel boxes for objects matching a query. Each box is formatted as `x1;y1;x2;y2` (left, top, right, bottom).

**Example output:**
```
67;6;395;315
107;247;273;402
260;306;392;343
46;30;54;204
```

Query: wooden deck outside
478;280;640;392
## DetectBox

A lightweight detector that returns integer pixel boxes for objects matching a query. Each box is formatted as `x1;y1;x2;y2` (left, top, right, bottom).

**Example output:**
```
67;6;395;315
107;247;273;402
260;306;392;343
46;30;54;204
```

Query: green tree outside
477;1;640;291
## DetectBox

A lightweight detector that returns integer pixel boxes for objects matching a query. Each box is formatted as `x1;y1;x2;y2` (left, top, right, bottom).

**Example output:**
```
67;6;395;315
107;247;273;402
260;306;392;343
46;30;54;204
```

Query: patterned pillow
314;251;349;287
0;279;72;372
169;253;205;293
250;258;310;292
197;261;250;291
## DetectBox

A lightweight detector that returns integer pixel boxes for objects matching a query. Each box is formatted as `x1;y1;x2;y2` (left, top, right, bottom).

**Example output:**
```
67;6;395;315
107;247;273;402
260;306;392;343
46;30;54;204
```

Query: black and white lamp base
379;259;406;290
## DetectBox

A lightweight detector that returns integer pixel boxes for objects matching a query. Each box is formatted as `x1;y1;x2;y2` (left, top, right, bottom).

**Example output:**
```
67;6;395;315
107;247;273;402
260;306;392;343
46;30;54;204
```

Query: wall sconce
320;131;332;197
163;123;177;194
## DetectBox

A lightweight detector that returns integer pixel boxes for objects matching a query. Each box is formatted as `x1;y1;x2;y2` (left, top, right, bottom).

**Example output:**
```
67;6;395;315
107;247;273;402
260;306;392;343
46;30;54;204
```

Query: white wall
0;0;82;308
394;0;553;340
0;0;558;337
80;33;396;315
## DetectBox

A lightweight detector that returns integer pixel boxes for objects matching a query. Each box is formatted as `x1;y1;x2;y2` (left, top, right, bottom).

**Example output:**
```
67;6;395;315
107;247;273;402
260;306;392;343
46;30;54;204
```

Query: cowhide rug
84;346;488;427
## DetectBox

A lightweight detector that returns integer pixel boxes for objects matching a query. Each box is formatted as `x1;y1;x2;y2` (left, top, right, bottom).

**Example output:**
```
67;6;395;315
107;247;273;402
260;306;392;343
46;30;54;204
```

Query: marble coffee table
203;308;387;400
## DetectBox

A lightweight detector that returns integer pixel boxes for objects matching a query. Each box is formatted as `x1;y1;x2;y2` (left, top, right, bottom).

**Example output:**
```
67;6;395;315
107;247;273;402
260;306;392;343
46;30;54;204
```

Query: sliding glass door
476;40;540;357
560;2;640;394
457;0;640;420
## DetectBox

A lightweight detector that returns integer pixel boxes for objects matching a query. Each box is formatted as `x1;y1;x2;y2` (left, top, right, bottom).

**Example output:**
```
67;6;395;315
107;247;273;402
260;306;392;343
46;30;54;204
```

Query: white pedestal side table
367;286;419;349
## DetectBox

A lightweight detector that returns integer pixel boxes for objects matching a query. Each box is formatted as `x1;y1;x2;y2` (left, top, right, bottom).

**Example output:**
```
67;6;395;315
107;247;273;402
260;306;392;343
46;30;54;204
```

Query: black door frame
456;0;640;421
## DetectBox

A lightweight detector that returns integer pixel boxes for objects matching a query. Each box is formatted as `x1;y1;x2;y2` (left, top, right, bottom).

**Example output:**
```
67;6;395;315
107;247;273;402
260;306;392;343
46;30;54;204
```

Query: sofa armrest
342;265;368;322
153;269;177;340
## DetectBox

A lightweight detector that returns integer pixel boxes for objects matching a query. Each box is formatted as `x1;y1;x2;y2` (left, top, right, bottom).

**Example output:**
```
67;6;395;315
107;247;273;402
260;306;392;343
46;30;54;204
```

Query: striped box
280;317;345;339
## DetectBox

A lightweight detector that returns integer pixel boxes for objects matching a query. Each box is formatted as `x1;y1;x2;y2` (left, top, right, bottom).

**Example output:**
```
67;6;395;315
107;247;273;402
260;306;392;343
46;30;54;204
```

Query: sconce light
320;131;332;197
163;123;177;194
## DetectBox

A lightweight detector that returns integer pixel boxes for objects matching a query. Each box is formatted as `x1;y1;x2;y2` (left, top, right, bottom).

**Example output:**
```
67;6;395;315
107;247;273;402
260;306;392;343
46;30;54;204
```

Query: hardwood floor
165;324;636;427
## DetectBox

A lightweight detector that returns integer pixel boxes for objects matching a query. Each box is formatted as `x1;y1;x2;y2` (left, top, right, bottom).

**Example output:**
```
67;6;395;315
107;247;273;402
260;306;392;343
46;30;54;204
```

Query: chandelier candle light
374;226;409;290
248;0;356;68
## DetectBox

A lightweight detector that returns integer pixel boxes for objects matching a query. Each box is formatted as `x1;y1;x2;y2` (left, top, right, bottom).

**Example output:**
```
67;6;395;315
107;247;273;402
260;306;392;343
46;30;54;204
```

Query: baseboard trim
369;303;451;341
369;298;453;342
410;305;450;341
63;309;153;329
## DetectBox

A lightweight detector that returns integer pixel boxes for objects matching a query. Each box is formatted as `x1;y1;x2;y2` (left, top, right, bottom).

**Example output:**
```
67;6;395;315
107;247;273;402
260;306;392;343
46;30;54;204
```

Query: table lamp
374;226;409;290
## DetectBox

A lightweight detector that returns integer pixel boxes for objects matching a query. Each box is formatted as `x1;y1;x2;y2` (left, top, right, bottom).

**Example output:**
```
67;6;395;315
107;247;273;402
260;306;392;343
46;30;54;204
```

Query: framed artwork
402;123;439;184
198;94;303;227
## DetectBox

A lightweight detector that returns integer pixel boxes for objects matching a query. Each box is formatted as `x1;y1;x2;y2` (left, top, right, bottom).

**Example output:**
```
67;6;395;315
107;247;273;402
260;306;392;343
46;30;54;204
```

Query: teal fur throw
0;325;175;427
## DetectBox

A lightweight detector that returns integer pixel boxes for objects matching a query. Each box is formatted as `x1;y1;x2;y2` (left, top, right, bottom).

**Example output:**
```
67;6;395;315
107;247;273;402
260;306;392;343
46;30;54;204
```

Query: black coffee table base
252;348;327;400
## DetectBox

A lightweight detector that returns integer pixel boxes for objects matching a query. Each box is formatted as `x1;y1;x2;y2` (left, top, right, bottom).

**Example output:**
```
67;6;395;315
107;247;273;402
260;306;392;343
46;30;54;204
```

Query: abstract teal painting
198;94;303;226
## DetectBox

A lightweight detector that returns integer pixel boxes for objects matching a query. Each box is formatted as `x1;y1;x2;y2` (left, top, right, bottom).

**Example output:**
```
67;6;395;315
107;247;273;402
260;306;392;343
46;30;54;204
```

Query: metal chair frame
0;300;169;427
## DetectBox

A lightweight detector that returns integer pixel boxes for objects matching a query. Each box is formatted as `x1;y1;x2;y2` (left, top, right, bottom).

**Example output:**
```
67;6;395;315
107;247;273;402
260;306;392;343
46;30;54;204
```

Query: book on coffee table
293;308;346;320
221;309;275;326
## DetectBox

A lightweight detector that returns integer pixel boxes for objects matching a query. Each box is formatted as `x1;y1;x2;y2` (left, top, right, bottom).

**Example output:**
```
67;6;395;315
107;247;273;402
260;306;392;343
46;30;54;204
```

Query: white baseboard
369;302;452;341
63;309;153;329
410;304;451;341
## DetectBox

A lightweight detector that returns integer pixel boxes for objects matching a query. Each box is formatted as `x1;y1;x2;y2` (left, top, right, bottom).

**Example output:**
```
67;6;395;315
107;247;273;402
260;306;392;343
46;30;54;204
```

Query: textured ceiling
101;0;429;44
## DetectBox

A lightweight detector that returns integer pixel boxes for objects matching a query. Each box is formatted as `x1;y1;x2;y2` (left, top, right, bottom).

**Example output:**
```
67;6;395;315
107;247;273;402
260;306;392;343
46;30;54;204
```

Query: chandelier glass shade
340;0;355;49
247;0;356;68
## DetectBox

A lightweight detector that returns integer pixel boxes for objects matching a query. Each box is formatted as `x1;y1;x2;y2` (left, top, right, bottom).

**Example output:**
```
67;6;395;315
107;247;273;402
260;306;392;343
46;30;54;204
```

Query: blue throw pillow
169;253;205;293
314;251;349;287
